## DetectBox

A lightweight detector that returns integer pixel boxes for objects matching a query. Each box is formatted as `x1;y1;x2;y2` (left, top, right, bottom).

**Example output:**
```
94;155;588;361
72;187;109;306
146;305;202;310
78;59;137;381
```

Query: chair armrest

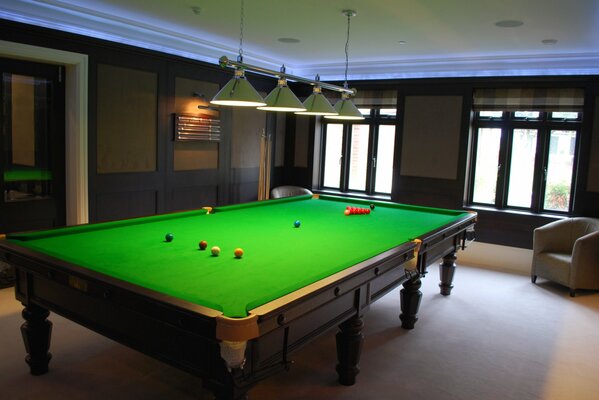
533;219;572;254
571;231;599;288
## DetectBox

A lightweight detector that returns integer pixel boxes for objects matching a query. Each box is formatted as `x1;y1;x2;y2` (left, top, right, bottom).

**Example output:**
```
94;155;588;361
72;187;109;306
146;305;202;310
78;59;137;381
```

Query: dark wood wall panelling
0;19;281;223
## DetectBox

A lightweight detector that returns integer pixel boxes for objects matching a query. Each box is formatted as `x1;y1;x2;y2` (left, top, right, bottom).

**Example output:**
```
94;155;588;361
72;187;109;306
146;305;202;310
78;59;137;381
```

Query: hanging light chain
238;0;245;62
344;11;351;87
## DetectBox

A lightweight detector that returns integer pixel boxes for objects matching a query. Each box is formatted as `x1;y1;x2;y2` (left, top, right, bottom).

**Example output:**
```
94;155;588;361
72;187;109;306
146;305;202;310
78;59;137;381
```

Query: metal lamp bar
218;56;356;96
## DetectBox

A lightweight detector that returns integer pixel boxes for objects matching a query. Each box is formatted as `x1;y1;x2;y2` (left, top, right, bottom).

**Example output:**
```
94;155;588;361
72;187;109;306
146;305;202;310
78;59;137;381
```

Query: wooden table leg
21;303;52;375
336;314;364;386
439;252;457;296
399;275;422;329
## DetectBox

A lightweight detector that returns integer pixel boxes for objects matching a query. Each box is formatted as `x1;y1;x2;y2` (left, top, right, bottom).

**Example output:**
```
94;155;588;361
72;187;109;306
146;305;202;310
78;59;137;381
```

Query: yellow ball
234;248;244;258
211;246;221;256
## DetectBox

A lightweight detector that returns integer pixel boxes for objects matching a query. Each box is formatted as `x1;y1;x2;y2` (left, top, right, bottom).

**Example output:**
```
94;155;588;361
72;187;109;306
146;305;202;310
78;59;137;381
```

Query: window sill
464;205;568;219
315;189;392;202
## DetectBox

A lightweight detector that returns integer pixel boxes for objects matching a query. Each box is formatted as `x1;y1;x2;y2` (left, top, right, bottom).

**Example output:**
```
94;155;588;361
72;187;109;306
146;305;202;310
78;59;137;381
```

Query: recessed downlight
542;39;558;45
398;40;407;45
278;38;301;44
495;20;524;28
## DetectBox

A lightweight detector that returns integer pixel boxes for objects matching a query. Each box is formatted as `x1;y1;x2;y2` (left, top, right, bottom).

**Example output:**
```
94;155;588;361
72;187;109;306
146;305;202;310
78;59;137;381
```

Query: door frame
1;40;88;225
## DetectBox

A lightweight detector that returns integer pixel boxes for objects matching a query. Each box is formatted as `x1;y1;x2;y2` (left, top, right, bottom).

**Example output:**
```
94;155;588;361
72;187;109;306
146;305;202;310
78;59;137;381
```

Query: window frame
320;108;397;196
468;110;581;214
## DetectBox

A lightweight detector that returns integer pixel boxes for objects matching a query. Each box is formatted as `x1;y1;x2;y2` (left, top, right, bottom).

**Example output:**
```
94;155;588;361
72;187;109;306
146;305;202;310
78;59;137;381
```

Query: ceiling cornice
2;0;599;81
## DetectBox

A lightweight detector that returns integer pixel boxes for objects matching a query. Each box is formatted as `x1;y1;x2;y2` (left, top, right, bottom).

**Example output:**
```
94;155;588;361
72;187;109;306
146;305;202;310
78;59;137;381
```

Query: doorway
0;57;65;233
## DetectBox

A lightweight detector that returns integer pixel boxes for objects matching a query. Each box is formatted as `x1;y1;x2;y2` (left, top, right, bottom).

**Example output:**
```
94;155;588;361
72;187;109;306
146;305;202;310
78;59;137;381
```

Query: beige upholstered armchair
531;217;599;296
270;185;313;199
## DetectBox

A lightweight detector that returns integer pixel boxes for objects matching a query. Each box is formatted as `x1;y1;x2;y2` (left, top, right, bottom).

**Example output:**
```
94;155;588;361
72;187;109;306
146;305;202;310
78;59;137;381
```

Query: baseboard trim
457;242;532;276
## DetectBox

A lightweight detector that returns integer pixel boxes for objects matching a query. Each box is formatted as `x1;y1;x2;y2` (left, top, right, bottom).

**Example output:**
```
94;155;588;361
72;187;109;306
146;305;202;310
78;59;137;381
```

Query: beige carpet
1;263;598;400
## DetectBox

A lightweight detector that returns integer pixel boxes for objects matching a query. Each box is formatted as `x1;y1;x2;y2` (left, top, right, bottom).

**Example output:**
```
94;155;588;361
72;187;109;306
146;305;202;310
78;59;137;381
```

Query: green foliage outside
545;182;570;211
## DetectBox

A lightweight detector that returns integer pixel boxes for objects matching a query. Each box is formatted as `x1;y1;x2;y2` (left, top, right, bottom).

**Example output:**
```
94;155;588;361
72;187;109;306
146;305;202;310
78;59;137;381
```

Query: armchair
270;185;313;199
531;217;599;296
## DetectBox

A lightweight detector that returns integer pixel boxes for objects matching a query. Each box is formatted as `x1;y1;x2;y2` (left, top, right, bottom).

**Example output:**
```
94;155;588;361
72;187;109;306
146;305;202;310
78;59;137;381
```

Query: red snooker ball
199;240;208;250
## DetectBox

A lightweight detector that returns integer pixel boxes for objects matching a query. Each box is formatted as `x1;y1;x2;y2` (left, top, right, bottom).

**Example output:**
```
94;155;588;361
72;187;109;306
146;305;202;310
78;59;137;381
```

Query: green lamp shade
257;84;306;112
325;97;364;120
210;71;266;107
295;90;338;116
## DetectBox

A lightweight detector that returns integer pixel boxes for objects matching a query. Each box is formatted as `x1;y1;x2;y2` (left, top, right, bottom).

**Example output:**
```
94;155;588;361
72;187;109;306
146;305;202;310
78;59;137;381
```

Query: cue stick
258;130;265;200
258;133;263;200
265;133;272;199
262;130;267;200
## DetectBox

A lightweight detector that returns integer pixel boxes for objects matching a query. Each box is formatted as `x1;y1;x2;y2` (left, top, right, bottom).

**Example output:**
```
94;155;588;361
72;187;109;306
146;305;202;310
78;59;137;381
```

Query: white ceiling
2;0;599;81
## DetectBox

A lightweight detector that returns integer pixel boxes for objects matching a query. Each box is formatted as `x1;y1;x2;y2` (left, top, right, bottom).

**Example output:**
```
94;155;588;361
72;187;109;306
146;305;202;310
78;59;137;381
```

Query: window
320;108;396;195
322;124;343;188
469;111;581;213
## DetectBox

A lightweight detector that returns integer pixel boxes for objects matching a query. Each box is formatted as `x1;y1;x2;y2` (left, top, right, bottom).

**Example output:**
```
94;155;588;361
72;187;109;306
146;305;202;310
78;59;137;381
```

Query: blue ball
165;233;174;242
294;220;301;228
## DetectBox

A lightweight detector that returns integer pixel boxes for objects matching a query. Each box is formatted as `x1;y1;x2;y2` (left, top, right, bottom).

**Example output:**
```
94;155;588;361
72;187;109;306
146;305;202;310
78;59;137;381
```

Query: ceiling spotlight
278;38;301;44
495;20;524;28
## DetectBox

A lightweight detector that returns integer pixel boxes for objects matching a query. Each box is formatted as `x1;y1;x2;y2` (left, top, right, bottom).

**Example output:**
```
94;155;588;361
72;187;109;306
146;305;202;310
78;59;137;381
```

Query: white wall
458;242;533;275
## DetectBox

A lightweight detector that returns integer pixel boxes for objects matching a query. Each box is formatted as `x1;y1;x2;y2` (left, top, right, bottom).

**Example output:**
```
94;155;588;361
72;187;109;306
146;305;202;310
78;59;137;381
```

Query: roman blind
473;87;584;111
326;89;397;107
353;89;397;107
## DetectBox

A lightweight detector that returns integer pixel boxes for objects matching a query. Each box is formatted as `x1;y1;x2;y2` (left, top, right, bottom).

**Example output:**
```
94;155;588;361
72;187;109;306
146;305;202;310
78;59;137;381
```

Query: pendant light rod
217;56;356;96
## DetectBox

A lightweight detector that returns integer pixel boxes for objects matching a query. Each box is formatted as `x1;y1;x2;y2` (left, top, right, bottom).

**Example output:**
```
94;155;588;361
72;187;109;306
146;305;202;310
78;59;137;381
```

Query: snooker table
0;194;476;399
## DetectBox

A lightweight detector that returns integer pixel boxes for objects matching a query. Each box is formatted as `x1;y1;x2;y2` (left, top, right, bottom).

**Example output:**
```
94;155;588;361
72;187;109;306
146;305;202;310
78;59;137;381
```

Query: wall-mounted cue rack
174;113;221;142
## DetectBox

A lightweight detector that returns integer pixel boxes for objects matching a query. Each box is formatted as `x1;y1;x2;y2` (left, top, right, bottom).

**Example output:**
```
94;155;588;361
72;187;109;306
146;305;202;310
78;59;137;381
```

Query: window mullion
340;124;351;191
530;127;548;213
567;128;582;212
366;123;377;195
467;122;481;205
495;124;510;208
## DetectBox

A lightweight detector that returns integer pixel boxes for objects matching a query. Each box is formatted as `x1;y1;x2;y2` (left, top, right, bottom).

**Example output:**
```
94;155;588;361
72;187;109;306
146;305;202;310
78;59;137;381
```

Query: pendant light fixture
211;0;266;107
325;10;364;120
210;2;358;112
257;65;307;112
295;75;338;116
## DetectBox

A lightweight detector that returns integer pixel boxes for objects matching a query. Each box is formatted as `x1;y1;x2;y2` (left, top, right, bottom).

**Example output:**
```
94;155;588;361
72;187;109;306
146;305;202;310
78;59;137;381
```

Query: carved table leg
399;276;422;329
203;346;251;400
21;304;52;375
439;252;457;296
336;315;364;386
210;371;249;400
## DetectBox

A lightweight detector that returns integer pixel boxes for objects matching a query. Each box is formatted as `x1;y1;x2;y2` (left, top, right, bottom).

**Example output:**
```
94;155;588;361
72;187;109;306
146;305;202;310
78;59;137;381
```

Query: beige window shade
473;88;584;111
326;89;397;107
353;89;397;107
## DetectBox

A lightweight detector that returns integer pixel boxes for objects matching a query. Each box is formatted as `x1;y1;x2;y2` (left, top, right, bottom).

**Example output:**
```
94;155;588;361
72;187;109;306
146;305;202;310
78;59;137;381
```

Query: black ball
370;204;375;210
